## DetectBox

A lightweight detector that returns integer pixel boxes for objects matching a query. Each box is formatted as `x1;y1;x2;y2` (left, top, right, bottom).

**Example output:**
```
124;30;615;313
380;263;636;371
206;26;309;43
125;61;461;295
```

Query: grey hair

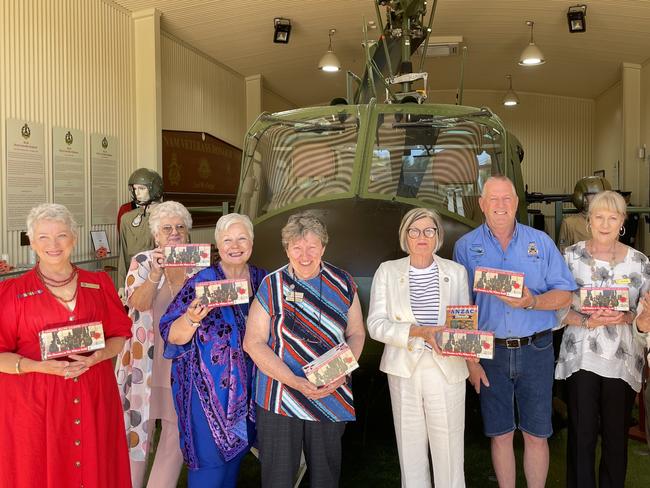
215;213;254;242
480;175;517;198
26;203;79;240
149;201;193;237
281;212;329;249
398;207;444;254
587;190;627;221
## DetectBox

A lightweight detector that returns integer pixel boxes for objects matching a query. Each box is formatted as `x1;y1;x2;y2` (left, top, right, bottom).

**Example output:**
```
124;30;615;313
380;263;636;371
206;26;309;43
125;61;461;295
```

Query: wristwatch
523;295;537;310
184;314;201;328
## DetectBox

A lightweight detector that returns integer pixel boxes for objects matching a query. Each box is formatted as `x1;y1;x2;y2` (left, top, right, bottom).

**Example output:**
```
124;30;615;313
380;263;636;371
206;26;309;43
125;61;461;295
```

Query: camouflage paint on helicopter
234;0;526;365
235;101;525;296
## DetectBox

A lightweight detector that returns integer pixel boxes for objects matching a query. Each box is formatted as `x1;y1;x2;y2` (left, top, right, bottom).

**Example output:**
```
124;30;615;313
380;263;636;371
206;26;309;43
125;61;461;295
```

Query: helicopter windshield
238;114;359;219
367;112;504;223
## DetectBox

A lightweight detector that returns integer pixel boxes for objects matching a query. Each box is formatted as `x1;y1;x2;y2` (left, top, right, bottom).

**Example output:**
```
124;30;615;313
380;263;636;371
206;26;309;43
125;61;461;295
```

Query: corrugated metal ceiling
110;0;650;106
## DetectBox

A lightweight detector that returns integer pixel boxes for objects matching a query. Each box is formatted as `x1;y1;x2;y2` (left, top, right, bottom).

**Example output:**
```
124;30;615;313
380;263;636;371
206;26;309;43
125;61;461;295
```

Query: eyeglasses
407;227;438;239
160;224;187;235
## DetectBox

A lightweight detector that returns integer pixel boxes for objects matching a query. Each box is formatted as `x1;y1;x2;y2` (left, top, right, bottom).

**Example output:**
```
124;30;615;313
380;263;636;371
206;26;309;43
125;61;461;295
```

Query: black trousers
566;370;637;488
256;406;347;488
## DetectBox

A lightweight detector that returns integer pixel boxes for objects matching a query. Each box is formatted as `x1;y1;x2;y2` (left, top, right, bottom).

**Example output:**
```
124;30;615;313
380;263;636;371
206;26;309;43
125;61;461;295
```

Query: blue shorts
479;331;554;438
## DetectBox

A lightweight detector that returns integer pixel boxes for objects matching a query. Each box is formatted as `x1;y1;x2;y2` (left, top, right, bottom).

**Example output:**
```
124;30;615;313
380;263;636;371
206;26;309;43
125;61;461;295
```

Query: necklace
36;263;78;288
49;286;79;304
586;240;618;285
284;266;323;345
164;268;187;296
587;240;617;267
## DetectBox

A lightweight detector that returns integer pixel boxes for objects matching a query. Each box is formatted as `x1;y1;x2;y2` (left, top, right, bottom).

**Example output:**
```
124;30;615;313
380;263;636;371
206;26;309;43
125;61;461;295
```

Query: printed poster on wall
5;119;46;230
53;127;85;224
90;134;118;225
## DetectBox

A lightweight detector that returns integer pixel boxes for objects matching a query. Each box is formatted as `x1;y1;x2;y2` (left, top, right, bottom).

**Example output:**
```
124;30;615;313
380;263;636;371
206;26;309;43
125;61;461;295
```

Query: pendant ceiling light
519;20;545;66
318;29;341;72
502;75;520;107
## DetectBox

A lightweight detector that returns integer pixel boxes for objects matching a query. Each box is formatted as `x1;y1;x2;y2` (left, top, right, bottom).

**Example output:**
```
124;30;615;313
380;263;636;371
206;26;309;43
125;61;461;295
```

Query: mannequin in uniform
558;176;612;253
118;169;164;292
117;189;145;233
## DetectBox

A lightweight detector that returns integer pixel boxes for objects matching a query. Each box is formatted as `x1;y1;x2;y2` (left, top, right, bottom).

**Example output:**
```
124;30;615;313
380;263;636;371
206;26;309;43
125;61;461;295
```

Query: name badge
285;291;304;303
615;278;631;285
80;282;100;289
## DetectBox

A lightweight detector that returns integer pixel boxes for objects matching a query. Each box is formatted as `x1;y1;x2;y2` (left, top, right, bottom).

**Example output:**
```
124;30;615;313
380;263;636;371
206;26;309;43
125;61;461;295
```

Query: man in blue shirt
454;176;576;488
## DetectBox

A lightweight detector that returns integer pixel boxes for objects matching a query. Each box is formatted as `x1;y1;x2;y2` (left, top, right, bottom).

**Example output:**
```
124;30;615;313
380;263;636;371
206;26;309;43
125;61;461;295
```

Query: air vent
421;36;463;57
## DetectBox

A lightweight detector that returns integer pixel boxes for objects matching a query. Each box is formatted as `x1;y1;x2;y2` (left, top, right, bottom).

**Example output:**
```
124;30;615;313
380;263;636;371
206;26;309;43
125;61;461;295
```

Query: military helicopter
234;0;526;318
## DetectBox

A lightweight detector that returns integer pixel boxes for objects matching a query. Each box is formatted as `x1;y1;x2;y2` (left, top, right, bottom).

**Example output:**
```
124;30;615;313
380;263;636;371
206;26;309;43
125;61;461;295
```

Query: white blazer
367;254;471;383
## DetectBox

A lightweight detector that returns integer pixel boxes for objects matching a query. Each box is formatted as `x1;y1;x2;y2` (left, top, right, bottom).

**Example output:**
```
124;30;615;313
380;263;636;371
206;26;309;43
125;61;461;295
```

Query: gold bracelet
15;356;24;375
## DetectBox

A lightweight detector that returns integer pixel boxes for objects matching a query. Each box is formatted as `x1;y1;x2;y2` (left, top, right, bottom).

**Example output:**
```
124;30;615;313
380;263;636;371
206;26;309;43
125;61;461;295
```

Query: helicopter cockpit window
368;113;503;223
238;115;358;219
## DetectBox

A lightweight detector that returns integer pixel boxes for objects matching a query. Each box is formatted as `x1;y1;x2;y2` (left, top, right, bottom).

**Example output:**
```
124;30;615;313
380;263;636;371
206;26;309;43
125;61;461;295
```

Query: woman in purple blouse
159;213;266;487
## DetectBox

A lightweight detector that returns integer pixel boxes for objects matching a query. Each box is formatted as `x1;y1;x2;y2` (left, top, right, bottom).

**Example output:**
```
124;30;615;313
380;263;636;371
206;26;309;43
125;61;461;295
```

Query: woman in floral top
556;190;649;488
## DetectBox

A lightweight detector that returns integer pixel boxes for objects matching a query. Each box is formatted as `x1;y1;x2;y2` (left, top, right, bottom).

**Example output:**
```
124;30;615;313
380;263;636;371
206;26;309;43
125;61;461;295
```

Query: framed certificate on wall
90;230;111;253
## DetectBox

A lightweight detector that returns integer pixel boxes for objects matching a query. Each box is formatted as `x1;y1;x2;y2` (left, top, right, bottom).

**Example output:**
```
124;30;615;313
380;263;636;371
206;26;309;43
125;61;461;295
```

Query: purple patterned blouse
159;263;267;468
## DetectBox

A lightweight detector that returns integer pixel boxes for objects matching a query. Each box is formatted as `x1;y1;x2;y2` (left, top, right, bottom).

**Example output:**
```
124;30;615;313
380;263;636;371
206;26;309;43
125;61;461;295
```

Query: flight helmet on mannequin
572;176;612;213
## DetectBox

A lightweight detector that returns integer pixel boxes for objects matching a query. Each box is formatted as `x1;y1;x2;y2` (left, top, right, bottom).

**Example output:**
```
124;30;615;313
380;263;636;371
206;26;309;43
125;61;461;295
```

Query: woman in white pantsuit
368;207;471;488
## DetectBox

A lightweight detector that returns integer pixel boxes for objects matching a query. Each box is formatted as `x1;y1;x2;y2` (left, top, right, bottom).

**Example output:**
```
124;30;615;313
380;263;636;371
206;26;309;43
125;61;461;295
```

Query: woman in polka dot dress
115;201;199;488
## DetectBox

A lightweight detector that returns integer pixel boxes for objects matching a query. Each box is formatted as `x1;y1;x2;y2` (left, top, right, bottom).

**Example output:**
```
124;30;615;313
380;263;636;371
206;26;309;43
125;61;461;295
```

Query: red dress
0;268;132;488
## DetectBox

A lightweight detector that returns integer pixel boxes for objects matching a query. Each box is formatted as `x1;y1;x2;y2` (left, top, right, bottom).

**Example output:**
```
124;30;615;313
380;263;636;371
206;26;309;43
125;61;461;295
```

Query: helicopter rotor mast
355;0;432;104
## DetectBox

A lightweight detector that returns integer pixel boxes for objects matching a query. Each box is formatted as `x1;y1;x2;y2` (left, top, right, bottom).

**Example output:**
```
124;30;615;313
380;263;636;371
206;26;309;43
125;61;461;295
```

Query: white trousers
387;354;466;488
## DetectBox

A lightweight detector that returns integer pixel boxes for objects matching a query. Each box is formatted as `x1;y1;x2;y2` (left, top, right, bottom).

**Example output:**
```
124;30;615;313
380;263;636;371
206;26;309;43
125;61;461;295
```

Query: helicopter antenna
417;0;438;73
456;45;468;105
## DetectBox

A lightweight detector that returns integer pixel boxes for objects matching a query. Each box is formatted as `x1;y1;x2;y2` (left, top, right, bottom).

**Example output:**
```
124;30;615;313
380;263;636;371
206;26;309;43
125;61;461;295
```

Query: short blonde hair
215;213;254;242
149;201;193;237
587;190;627;221
398;207;444;254
281;212;328;249
26;203;78;240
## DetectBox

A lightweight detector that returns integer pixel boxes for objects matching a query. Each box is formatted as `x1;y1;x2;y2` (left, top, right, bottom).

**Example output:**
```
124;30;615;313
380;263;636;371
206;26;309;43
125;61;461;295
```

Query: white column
621;62;642;198
245;74;263;129
132;9;162;173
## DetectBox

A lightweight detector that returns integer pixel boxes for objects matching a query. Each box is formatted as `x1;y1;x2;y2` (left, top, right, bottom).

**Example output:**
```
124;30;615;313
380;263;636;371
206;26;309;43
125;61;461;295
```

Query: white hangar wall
0;2;270;264
160;32;246;150
0;0;135;265
160;31;248;245
159;34;295;244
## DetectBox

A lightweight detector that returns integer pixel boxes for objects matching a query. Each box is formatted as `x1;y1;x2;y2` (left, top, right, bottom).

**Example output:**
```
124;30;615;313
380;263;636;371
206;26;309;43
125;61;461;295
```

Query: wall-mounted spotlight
567;5;587;33
273;18;292;44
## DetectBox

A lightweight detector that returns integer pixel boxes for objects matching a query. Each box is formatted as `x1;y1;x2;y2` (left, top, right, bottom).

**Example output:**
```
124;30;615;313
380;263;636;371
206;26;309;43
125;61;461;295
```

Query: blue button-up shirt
453;222;576;338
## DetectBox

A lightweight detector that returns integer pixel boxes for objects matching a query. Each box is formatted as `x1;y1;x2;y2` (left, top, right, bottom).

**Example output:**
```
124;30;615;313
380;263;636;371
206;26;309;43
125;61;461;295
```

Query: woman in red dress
0;203;132;488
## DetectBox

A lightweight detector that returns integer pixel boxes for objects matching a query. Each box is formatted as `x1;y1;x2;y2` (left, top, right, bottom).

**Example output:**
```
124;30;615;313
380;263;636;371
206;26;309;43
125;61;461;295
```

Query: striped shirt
254;262;357;422
409;261;440;326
